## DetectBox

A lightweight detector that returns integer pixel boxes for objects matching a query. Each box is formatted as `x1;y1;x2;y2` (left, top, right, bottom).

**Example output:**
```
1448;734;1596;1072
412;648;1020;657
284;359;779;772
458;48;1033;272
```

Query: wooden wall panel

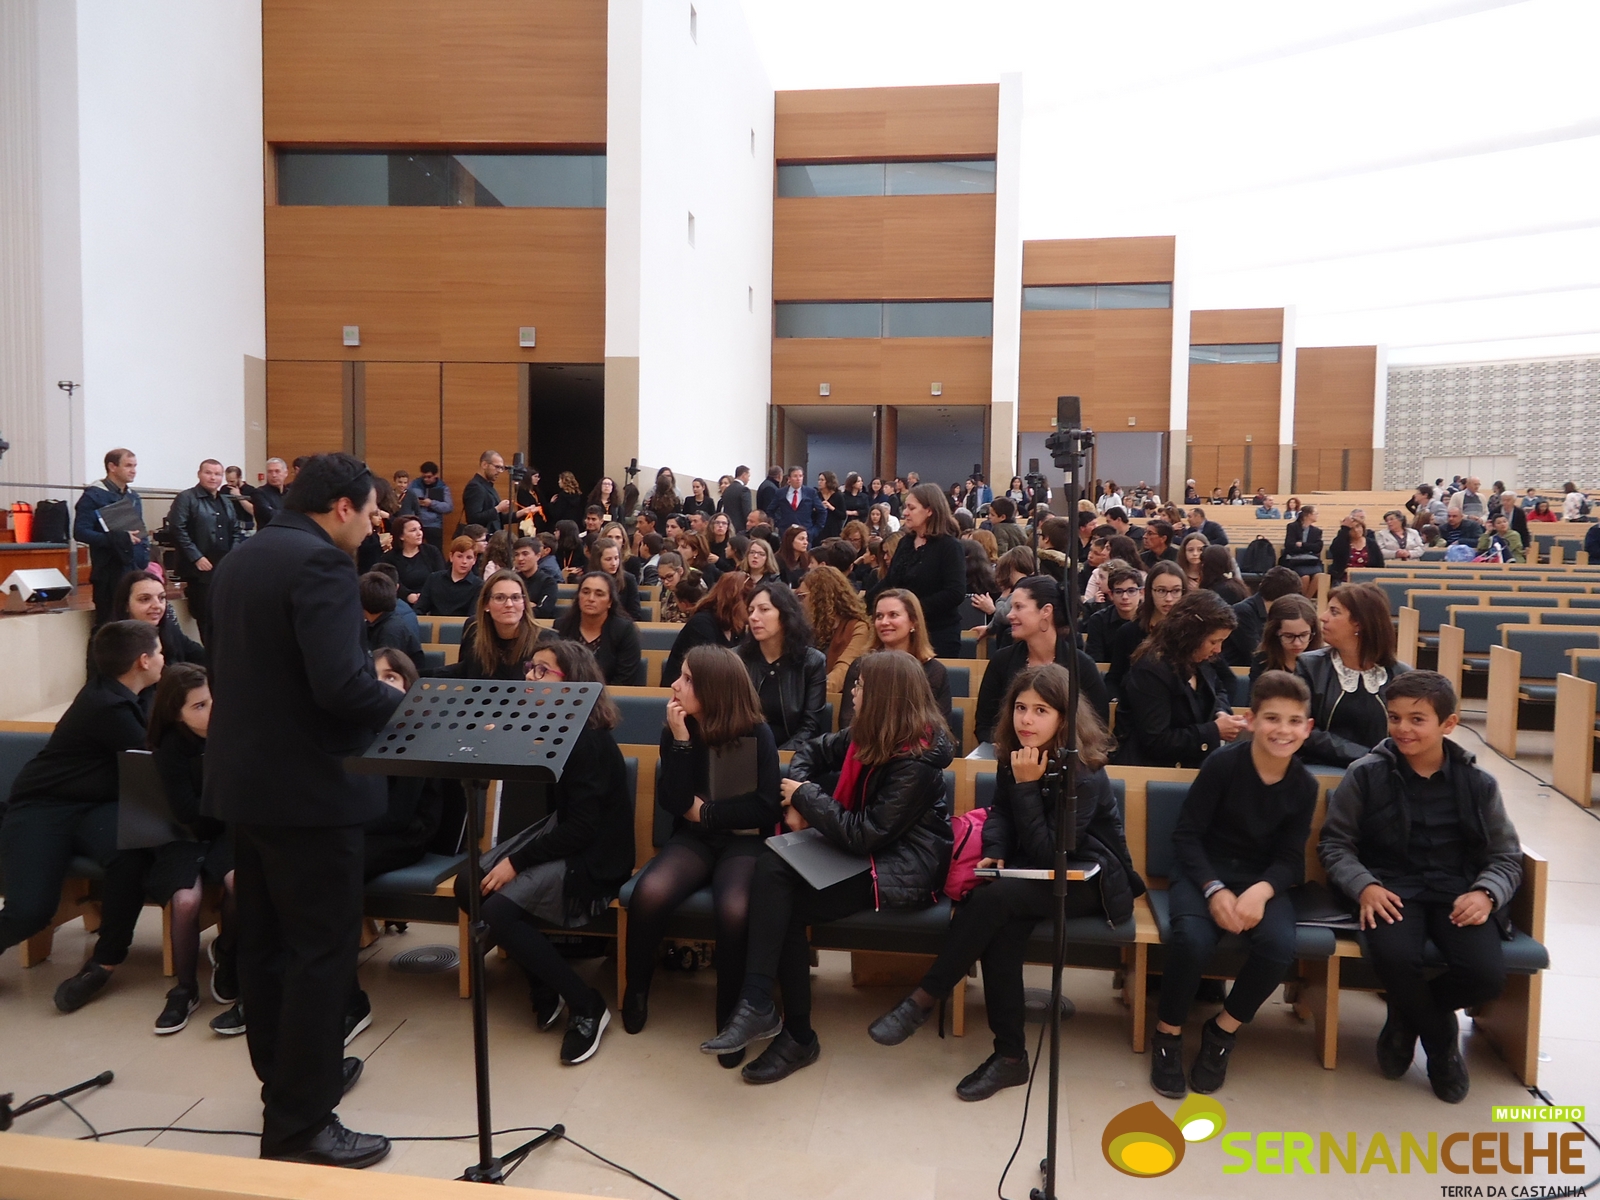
771;339;991;409
266;361;346;465
1186;364;1281;444
263;0;606;145
1190;308;1284;344
440;210;605;361
774;196;995;300
266;209;605;362
775;85;999;161
363;362;441;485
441;363;521;510
1018;310;1173;433
1294;346;1377;450
1022;237;1175;286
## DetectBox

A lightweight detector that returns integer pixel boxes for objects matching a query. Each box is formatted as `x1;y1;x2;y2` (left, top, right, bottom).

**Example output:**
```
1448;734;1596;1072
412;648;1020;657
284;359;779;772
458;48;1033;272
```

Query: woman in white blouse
1374;510;1425;561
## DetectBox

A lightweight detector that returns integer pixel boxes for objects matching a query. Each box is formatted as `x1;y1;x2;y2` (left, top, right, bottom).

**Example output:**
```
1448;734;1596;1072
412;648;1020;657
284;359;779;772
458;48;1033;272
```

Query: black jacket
718;479;752;532
788;729;955;909
613;568;644;622
169;485;244;575
366;610;426;673
982;764;1144;925
153;726;224;841
1328;530;1384;584
1223;593;1267;669
518;568;560;619
6;677;150;807
755;477;783;521
1115;654;1236;768
828;490;872;538
1193;519;1229;545
382;545;447;598
1083;607;1130;664
974;637;1110;744
558;614;642;686
462;474;506;533
739;643;828;750
661;609;739;687
545;490;586;530
442;619;530;680
250;483;289;529
1319;738;1522;934
875;533;966;656
415;570;482;617
657;723;782;840
203;510;402;827
1294;648;1412;766
839;656;952;729
503;726;635;911
1282;520;1323;563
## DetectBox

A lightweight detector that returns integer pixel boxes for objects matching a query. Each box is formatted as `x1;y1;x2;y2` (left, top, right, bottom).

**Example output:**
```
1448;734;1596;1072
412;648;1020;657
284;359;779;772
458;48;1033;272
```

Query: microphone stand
1032;419;1093;1200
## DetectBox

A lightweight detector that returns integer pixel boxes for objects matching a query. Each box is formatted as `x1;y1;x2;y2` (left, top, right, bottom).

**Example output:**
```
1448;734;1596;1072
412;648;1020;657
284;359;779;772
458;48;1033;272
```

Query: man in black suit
770;465;826;541
461;450;510;534
755;465;784;519
720;464;753;532
205;453;402;1169
170;458;245;643
1186;507;1230;545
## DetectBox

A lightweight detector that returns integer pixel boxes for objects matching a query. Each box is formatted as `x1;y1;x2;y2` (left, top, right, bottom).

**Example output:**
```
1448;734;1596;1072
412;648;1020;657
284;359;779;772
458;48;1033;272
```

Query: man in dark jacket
169;459;245;644
1140;520;1180;568
1318;671;1520;1104
755;465;784;520
512;536;560;618
74;448;151;625
1440;509;1483;548
461;450;510;534
1223;566;1302;668
770;465;826;541
250;457;291;529
0;622;161;1001
205;453;403;1168
1186;507;1229;545
720;465;753;532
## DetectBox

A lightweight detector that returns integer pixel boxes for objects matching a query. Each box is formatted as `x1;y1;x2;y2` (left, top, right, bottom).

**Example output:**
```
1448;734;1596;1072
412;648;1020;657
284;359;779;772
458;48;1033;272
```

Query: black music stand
348;676;604;1184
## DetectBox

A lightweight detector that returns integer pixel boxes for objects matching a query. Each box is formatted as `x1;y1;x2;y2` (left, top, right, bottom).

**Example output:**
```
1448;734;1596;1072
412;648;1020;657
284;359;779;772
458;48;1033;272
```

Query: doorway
527;364;605;492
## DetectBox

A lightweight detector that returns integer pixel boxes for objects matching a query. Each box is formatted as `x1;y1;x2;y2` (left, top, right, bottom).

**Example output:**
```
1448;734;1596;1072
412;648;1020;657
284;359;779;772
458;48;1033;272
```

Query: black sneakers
264;1118;390;1170
1189;1017;1236;1094
867;996;934;1046
54;962;112;1014
210;1002;247;1036
560;1003;610;1065
1376;1005;1418;1079
701;999;782;1055
1149;1029;1187;1098
154;986;200;1035
209;938;238;1005
741;1030;821;1084
955;1053;1030;1102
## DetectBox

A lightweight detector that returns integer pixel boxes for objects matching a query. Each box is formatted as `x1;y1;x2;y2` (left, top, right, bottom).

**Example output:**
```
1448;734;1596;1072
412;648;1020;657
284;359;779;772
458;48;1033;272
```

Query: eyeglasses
1279;630;1313;645
488;593;525;605
1152;586;1185;599
1111;587;1143;598
528;663;563;679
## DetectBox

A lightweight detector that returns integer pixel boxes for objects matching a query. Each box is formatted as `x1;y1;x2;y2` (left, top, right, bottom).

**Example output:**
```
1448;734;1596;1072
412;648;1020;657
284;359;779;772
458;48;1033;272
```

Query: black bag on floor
32;499;70;543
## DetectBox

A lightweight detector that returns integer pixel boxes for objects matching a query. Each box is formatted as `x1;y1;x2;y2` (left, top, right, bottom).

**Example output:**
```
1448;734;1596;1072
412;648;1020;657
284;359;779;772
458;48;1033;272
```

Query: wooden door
267;361;347;466
363;362;442;485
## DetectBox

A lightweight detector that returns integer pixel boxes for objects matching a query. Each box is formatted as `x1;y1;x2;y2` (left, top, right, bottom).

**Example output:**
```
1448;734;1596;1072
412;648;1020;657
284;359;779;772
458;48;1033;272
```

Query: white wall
627;0;774;481
74;0;264;490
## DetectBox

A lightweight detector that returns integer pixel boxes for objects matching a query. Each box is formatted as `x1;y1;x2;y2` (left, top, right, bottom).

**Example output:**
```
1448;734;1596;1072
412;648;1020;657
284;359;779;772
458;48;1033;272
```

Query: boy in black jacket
1151;670;1317;1098
0;621;164;1009
1319;670;1520;1104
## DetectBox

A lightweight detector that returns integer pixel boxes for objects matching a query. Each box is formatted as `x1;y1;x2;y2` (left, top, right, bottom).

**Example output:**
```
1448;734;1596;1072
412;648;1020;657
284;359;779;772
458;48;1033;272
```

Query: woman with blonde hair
739;535;781;583
797;565;870;691
702;650;954;1083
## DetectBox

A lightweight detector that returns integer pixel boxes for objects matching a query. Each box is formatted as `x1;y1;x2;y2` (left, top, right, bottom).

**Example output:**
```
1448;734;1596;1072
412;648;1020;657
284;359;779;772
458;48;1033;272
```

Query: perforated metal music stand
348;677;604;1183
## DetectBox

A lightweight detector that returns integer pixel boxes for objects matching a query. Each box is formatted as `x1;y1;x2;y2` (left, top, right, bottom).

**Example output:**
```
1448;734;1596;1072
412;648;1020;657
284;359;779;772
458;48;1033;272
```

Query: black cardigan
1115;654;1236;768
557;613;642;686
875;533;966;657
660;608;740;687
382;544;446;598
973;636;1110;744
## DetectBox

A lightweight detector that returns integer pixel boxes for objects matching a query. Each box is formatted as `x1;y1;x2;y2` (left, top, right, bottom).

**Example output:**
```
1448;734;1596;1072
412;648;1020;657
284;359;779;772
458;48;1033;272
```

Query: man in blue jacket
403;461;453;551
770;465;826;541
74;448;150;625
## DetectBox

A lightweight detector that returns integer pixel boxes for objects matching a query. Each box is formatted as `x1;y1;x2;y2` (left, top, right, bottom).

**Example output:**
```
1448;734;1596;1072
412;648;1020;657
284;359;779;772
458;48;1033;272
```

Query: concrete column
1278;305;1297;494
988;72;1023;488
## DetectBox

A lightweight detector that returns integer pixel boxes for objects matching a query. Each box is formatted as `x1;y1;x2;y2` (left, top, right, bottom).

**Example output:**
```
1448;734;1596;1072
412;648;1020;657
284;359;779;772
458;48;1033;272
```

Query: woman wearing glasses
446;569;542;680
1106;562;1190;696
1251;594;1321;682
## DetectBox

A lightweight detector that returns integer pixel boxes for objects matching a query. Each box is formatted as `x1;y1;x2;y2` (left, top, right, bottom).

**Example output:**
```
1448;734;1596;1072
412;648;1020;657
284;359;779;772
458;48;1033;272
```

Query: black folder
764;829;870;892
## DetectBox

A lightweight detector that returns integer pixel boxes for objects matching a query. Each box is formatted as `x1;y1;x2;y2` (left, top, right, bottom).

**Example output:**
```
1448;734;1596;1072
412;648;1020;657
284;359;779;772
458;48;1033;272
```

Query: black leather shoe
717;1049;746;1069
54;962;112;1014
1376;1006;1418;1079
701;999;781;1054
868;996;934;1046
1188;1017;1235;1095
264;1118;390;1169
956;1053;1030;1102
344;992;372;1047
622;988;648;1035
342;1056;363;1095
741;1029;820;1084
1149;1030;1187;1098
1427;1040;1470;1103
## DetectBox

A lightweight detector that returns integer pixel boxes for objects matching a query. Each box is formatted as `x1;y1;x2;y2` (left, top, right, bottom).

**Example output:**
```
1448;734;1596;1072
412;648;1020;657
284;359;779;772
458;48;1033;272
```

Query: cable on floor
1526;1086;1600;1191
997;1011;1049;1200
1454;714;1600;826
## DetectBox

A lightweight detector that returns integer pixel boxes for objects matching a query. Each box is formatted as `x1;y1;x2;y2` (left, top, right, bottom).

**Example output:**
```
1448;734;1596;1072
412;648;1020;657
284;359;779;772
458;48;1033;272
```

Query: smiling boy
1318;670;1521;1103
1151;670;1319;1098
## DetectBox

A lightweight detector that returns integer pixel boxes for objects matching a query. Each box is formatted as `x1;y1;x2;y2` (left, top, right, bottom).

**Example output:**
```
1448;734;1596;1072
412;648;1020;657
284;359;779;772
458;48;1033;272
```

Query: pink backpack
943;807;990;902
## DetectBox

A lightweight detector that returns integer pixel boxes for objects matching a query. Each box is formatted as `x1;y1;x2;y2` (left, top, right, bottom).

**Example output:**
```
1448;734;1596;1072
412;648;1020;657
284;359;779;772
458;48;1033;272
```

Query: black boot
1426;1038;1470;1103
1376;1004;1418;1079
1188;1017;1236;1094
1150;1029;1187;1098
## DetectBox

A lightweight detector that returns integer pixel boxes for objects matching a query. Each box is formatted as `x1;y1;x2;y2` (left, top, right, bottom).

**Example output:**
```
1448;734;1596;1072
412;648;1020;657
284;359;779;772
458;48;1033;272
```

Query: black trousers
919;878;1102;1059
185;571;215;644
1157;874;1297;1028
1362;897;1507;1053
90;555;121;626
0;800;142;964
234;822;364;1156
745;849;876;1026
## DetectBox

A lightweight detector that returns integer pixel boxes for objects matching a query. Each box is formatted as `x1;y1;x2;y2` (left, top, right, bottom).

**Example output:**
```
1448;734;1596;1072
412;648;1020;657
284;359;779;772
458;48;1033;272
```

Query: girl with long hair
838;588;952;726
662;570;750;686
707;511;737;567
867;664;1143;1101
702;650;954;1083
109;569;206;673
646;468;680;519
777;525;810;588
1252;593;1321;681
463;639;633;1065
1294;583;1410;766
739;534;781;583
1106;561;1190;694
552;519;585;578
684;478;717;519
1117;590;1247;767
832;471;870;536
876;483;966;657
449;569;542;679
586;476;622;522
797;565;869;691
587;535;643;620
1200;544;1246;603
816;471;842;539
622;645;781;1061
554;570;642;686
1179;532;1208;588
738;580;827;749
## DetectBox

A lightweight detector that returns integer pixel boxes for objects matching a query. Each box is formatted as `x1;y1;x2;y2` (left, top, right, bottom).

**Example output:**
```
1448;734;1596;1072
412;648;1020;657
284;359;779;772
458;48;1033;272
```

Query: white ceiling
738;0;1600;365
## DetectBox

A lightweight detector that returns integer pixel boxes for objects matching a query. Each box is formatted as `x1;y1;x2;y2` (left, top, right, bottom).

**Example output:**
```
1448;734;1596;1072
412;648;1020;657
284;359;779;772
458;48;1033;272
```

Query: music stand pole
1033;408;1092;1200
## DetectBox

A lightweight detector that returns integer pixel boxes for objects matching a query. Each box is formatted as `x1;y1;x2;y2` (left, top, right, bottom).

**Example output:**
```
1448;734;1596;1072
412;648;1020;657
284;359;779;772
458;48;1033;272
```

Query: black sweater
556;613;642;686
661;609;739;687
7;677;150;807
153;726;225;841
1171;740;1317;895
657;723;782;838
383;545;447;598
973;636;1110;744
416;570;482;617
875;533;966;655
444;619;531;680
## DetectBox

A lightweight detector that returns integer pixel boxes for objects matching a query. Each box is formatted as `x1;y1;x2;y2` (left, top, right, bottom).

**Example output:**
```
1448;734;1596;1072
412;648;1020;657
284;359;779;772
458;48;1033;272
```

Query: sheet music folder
345;679;604;782
764;828;871;892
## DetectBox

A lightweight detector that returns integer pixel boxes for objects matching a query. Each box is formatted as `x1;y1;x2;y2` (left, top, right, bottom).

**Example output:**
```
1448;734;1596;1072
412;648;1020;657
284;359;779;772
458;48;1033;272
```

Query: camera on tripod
508;452;532;486
1045;396;1093;471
